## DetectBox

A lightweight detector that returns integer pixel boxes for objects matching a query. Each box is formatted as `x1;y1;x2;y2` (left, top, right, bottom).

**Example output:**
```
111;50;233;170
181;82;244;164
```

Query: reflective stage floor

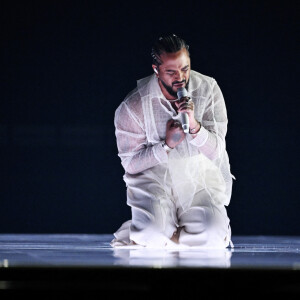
0;234;299;297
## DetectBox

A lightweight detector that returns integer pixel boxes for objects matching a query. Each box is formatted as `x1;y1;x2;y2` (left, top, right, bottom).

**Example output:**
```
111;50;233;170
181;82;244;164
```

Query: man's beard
159;78;190;98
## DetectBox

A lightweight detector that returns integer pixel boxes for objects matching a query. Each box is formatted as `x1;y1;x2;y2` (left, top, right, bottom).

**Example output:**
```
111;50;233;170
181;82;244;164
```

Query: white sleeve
189;80;228;161
114;101;168;174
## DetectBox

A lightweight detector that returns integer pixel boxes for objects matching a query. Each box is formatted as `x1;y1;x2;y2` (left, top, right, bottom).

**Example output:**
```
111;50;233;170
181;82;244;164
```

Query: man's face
153;48;191;100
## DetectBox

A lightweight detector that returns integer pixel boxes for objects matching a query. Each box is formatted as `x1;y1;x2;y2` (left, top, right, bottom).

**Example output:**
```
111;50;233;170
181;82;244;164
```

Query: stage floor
0;234;299;296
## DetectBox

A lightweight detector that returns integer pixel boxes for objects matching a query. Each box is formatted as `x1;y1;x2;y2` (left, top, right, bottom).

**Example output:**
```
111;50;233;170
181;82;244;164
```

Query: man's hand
165;119;185;149
175;97;198;129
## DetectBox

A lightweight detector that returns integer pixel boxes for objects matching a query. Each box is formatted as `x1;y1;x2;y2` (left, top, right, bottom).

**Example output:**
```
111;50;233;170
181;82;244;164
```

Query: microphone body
177;87;190;133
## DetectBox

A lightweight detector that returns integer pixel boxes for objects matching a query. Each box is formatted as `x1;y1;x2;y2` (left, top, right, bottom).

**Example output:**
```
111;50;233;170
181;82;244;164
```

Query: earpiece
154;68;158;74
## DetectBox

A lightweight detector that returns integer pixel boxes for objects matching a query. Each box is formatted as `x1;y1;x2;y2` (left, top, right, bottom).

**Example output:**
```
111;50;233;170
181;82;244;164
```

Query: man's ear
152;64;158;75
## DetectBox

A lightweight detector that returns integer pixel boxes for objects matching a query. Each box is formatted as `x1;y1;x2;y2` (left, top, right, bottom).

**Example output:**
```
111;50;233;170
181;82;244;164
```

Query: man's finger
167;119;174;128
171;120;182;128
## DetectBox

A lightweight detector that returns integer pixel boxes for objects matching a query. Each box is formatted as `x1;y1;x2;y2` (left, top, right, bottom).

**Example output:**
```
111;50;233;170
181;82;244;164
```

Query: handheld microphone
177;87;189;133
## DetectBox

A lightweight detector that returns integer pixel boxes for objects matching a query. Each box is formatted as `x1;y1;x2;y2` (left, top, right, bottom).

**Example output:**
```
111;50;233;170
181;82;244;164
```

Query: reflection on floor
0;234;299;296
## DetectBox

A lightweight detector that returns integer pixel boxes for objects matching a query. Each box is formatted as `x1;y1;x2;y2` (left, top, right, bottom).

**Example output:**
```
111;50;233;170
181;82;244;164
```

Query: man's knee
178;204;230;247
178;216;230;248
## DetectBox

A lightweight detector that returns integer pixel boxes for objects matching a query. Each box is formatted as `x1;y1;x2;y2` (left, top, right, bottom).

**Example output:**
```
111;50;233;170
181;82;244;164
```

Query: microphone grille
177;87;188;99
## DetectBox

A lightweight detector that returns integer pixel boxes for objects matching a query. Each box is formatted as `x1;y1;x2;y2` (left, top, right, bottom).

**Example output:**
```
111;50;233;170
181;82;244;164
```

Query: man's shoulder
189;70;217;95
122;74;154;104
115;85;142;116
191;70;216;85
124;86;140;102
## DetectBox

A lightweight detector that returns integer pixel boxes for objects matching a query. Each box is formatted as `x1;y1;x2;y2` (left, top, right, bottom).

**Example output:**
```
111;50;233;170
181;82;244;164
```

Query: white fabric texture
111;70;235;248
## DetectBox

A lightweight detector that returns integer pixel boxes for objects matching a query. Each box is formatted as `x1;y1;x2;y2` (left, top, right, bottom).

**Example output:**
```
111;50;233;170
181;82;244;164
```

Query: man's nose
175;71;185;82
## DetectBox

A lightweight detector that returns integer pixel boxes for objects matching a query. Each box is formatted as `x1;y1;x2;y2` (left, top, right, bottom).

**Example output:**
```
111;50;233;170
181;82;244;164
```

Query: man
111;34;235;248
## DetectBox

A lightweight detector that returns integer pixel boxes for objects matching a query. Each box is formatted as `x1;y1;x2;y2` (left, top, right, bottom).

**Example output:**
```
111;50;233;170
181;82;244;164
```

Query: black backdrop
1;1;299;235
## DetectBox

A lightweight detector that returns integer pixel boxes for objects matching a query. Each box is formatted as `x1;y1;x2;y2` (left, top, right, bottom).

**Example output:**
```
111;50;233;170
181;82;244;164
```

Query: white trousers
112;162;232;249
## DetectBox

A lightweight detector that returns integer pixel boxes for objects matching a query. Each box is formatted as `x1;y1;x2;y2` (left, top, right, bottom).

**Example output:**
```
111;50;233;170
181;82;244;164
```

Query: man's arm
189;80;228;161
114;101;168;174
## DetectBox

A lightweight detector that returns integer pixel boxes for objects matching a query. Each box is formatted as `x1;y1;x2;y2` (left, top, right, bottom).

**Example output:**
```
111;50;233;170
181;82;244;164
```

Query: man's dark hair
151;34;190;67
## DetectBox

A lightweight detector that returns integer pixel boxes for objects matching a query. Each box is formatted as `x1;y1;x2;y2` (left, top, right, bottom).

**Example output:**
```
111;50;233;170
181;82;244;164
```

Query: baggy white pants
112;161;232;249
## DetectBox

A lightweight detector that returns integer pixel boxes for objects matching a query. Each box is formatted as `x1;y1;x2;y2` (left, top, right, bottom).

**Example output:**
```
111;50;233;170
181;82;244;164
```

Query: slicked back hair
151;34;190;67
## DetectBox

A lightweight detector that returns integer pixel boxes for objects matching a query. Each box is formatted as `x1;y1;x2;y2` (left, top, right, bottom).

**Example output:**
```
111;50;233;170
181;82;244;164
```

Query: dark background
0;1;299;235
